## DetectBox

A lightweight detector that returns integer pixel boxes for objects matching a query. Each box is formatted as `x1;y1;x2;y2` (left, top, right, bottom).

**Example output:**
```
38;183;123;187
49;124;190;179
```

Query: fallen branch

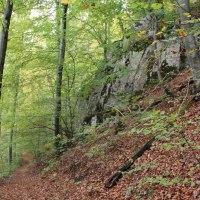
105;136;156;189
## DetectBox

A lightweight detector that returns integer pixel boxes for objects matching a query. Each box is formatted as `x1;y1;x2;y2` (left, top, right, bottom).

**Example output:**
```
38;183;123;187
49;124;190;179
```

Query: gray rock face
77;38;184;126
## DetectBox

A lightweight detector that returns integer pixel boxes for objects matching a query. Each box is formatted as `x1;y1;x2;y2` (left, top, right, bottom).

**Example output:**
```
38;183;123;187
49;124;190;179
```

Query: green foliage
139;176;180;186
130;110;179;139
128;110;192;154
128;161;157;174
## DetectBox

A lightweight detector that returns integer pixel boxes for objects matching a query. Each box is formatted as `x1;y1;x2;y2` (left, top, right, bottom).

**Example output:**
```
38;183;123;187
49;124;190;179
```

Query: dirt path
0;167;48;200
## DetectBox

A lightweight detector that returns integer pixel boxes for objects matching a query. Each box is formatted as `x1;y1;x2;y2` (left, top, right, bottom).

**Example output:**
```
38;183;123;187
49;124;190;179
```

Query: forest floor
0;69;200;200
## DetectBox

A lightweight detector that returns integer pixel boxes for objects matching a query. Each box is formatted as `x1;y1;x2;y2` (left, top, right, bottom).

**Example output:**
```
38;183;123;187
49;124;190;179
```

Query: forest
0;0;200;199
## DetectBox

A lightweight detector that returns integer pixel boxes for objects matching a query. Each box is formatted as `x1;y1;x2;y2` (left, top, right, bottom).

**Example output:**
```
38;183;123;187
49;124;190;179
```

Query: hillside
1;69;200;200
0;1;200;199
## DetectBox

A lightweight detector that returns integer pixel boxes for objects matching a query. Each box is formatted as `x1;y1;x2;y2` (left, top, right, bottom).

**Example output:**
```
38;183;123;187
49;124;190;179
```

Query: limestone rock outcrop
78;38;185;126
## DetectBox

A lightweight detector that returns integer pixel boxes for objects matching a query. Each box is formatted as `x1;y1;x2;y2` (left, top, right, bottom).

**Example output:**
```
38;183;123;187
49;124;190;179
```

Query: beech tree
54;1;68;152
0;0;13;98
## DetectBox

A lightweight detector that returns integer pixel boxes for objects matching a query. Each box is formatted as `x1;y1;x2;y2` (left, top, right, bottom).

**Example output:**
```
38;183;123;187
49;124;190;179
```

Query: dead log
105;136;156;189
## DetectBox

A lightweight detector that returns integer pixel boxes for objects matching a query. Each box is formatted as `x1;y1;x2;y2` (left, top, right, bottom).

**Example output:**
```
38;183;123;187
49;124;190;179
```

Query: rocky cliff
77;36;193;126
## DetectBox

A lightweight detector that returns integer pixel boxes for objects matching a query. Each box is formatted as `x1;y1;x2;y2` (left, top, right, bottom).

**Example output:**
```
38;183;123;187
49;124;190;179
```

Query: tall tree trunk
65;70;75;138
9;33;23;166
0;0;13;137
103;1;111;67
0;0;13;98
9;65;20;166
178;0;200;90
54;3;68;152
151;0;164;81
103;21;108;65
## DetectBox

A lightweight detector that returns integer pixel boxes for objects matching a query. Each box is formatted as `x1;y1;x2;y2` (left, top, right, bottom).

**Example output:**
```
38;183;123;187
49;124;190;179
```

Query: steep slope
0;69;200;200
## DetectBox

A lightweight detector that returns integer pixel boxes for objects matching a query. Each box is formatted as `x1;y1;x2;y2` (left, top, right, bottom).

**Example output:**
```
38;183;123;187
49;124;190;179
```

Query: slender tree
8;33;23;166
0;0;13;98
54;2;68;152
9;65;19;166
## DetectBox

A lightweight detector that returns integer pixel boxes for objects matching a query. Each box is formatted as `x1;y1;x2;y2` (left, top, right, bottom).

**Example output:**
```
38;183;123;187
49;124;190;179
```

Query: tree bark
9;88;18;166
178;0;200;90
9;34;23;166
0;0;13;98
54;3;68;152
9;64;20;166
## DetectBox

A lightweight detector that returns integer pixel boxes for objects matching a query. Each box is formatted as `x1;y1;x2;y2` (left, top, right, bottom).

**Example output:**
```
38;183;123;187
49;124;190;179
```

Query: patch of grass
127;161;157;174
139;176;180;187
